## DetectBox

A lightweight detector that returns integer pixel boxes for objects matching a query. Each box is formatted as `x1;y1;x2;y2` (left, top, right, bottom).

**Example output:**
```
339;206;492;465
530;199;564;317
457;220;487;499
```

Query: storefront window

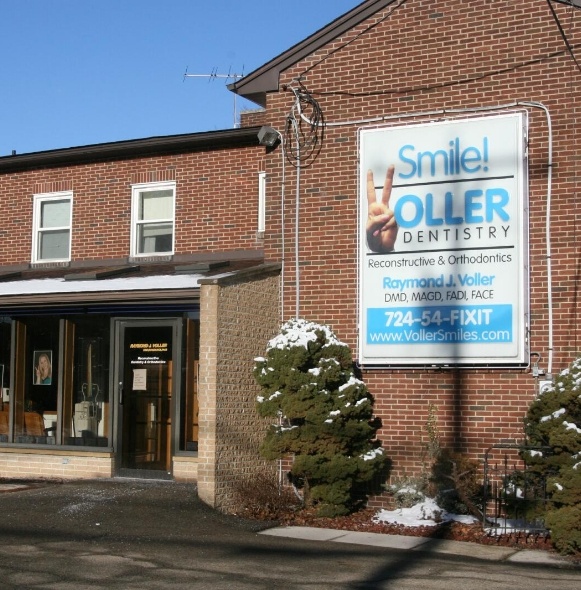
0;312;197;455
68;317;110;446
9;317;59;444
0;317;12;442
180;318;199;452
0;315;110;447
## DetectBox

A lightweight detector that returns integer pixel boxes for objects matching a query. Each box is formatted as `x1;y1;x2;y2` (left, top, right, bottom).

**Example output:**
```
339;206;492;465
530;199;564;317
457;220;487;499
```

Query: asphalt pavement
0;479;579;589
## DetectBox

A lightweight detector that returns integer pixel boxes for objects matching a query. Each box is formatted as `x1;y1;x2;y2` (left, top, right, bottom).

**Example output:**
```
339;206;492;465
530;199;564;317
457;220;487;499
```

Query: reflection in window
180;318;199;452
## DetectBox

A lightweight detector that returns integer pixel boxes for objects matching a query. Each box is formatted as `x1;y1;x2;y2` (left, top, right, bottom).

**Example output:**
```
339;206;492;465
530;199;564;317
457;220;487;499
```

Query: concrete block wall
260;0;581;482
197;266;280;510
197;282;219;502
0;450;113;479
172;456;199;483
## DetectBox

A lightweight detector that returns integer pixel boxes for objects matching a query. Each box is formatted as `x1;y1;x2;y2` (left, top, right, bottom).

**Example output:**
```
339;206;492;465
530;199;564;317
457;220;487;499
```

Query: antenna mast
184;67;244;128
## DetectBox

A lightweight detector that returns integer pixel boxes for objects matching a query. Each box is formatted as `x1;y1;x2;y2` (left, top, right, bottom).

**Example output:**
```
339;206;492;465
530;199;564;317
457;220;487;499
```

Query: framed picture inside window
33;350;53;385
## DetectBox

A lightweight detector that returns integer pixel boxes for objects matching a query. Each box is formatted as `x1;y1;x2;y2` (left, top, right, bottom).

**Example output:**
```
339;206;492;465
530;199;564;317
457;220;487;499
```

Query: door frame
112;317;183;478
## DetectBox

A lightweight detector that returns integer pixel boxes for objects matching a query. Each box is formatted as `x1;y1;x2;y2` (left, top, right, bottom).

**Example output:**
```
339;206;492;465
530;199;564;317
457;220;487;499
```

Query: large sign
358;113;529;366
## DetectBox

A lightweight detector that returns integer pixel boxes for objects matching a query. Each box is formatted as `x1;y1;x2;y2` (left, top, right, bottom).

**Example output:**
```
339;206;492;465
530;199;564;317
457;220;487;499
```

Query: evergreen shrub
254;318;390;517
524;356;581;554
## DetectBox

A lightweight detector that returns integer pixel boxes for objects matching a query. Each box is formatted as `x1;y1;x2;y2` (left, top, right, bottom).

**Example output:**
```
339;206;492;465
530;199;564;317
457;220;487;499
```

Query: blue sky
0;1;361;156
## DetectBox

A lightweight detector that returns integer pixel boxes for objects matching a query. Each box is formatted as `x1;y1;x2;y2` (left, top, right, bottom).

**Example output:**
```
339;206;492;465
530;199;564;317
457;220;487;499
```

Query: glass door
114;319;180;479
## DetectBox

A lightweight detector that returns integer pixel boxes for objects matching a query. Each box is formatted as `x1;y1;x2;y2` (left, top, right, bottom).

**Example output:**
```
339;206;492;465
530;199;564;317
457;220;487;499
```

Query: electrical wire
313;44;581;100
283;80;325;169
546;0;581;74
566;1;581;356
300;0;410;79
294;0;580;101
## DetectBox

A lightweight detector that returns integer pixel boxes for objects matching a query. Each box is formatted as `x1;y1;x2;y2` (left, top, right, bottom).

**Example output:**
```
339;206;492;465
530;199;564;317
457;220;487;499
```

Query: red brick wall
0;145;264;265
261;0;581;477
240;109;267;128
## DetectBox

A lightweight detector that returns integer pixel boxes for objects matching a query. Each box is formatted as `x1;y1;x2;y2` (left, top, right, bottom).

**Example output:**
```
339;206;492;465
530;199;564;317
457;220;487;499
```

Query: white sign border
357;112;530;368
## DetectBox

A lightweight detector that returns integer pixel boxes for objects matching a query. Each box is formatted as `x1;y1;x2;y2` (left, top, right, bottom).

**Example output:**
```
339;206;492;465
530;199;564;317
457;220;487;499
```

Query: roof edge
198;262;281;287
230;0;581;107
228;0;397;106
0;127;263;172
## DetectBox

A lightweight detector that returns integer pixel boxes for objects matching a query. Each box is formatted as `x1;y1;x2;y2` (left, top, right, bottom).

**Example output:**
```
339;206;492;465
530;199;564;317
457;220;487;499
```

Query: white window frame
258;172;266;234
31;191;73;263
130;181;176;257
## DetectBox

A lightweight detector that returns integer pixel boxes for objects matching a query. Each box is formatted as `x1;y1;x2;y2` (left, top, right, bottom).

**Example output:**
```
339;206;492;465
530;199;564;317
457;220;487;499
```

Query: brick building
0;0;580;511
0;128;280;509
230;0;581;480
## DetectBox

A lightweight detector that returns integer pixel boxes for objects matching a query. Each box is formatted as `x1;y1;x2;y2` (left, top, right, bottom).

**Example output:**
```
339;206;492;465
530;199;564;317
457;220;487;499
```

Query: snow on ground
372;495;548;536
373;497;478;527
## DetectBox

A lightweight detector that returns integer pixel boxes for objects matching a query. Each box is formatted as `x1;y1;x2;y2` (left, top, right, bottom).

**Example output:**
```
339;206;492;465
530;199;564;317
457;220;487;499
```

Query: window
2;314;111;447
32;192;72;262
131;182;175;256
0;312;197;453
0;317;11;443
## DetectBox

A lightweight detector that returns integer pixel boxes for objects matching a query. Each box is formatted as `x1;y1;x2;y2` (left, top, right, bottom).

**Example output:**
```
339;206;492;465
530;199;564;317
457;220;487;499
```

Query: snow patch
563;421;581;434
374;497;478;527
540;408;566;422
338;376;364;392
267;318;346;351
361;448;383;461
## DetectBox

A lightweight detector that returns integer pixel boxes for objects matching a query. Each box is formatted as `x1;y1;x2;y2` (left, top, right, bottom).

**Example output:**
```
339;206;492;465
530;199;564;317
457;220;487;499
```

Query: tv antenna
184;66;245;128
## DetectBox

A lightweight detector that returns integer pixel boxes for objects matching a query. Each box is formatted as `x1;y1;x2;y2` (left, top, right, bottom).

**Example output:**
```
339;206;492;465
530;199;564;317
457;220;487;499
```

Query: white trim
31;191;73;263
130;181;176;257
0;272;236;296
258;171;266;233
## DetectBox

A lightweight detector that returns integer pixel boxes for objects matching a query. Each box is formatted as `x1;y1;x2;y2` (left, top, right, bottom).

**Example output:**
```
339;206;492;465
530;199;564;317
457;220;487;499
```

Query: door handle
119;381;124;405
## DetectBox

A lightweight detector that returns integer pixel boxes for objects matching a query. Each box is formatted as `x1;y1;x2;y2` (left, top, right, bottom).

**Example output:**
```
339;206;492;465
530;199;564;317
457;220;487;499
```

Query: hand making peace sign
366;165;398;253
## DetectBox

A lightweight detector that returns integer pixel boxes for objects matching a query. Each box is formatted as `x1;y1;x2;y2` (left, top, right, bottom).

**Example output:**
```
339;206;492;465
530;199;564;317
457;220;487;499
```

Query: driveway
0;479;579;589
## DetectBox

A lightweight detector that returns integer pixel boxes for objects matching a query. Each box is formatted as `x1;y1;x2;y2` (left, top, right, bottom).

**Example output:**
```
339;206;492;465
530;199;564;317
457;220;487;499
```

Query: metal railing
482;444;552;539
